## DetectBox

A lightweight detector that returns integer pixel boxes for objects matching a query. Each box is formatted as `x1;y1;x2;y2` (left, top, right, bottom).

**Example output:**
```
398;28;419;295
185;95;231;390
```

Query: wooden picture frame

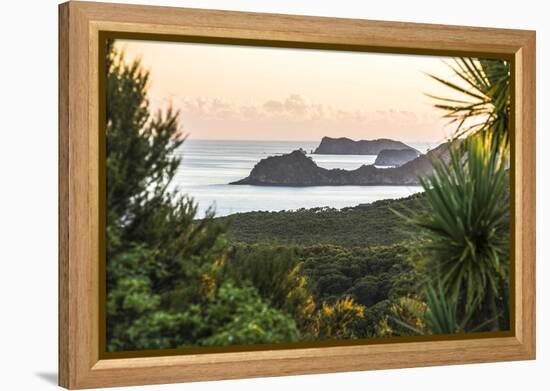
59;1;536;389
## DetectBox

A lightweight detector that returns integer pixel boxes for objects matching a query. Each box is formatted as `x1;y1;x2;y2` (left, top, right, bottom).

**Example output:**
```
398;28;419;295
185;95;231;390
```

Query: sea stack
374;148;420;167
313;136;418;155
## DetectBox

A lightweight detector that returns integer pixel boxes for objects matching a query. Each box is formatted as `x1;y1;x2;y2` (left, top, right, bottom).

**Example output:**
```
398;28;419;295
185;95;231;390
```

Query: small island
313;136;418;155
231;142;451;187
374;148;419;166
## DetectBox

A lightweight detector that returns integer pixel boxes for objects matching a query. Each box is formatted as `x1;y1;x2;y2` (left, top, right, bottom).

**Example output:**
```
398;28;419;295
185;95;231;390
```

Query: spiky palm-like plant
423;284;459;334
392;282;501;335
404;134;509;330
428;58;510;145
391;284;459;335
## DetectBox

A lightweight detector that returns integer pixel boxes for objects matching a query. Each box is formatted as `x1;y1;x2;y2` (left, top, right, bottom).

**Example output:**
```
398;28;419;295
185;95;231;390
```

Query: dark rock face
313;136;417;155
231;142;451;187
231;150;324;186
374;148;420;167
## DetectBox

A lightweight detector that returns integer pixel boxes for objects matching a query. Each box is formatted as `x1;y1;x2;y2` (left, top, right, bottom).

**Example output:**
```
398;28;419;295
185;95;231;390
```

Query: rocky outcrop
231;142;452;187
313;136;417;155
374;148;420;166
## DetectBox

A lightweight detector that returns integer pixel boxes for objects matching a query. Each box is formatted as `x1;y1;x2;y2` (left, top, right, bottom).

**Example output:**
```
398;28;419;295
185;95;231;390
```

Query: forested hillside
219;193;427;247
213;194;429;340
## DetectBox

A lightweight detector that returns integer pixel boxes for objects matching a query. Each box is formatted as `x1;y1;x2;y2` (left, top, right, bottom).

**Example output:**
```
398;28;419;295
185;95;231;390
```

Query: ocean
172;140;434;218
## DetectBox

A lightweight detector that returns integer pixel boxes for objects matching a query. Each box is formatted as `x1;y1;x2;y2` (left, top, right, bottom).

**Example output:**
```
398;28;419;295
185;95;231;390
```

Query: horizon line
181;137;440;144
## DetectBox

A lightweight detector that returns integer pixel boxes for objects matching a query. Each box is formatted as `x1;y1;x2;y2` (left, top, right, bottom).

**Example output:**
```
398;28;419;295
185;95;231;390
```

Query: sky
114;39;465;143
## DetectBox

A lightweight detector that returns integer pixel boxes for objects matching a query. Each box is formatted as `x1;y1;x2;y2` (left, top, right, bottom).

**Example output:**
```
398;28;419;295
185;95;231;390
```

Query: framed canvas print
58;1;536;389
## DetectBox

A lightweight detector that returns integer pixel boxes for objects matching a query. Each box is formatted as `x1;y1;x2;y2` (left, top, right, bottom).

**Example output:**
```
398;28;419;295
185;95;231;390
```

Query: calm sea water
172;140;433;218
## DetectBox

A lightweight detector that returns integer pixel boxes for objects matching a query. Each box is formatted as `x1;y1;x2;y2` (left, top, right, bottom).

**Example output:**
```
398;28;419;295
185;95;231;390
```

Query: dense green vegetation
395;58;512;334
106;42;367;351
219;193;428;248
105;42;302;351
106;40;511;352
222;242;423;339
402;135;510;331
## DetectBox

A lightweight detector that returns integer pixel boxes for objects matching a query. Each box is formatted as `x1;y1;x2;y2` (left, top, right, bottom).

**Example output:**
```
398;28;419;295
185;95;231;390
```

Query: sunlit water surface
172;140;433;217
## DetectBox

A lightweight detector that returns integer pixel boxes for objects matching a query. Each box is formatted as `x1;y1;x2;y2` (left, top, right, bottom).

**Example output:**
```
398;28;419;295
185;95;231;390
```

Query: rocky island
313;136;418;155
230;142;451;187
374;148;420;167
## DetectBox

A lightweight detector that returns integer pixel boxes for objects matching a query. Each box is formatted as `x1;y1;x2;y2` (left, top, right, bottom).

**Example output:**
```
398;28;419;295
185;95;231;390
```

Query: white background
0;0;546;389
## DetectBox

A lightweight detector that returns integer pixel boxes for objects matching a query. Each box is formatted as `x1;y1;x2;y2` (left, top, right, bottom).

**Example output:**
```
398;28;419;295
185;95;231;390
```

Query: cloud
263;100;284;113
152;93;430;125
148;93;449;142
283;94;309;116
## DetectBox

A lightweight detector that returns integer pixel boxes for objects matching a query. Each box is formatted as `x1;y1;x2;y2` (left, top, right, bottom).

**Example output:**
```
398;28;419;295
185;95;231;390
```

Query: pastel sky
114;39;465;143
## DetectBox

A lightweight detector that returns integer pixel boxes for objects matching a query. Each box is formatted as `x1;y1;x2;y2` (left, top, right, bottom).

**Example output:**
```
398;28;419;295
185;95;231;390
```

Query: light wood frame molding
58;1;536;389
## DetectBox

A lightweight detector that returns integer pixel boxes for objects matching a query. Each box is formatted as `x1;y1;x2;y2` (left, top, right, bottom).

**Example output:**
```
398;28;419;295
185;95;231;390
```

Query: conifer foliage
105;41;301;351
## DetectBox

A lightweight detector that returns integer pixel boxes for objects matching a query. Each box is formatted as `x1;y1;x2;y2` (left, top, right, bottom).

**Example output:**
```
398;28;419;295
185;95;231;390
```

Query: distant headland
230;141;451;187
312;136;418;155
